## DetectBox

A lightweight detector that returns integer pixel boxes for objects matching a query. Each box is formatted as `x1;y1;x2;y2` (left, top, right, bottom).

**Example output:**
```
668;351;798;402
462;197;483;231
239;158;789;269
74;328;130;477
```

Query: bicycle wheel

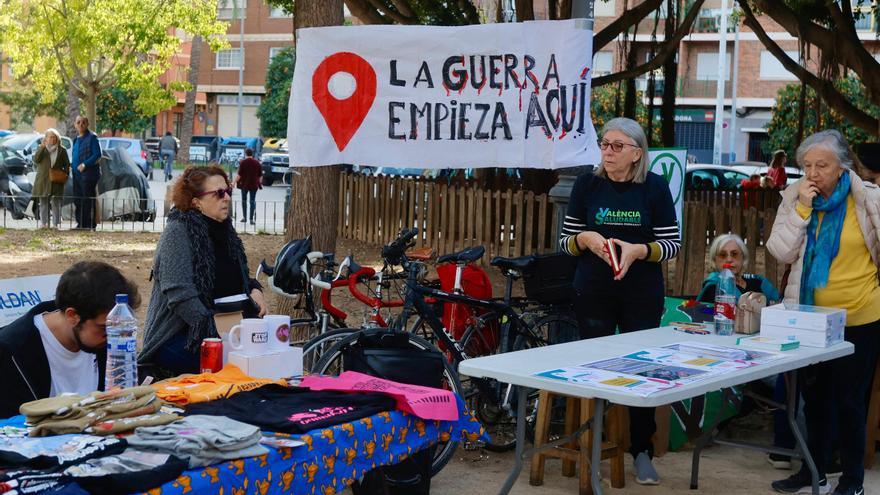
301;327;360;373
313;330;462;477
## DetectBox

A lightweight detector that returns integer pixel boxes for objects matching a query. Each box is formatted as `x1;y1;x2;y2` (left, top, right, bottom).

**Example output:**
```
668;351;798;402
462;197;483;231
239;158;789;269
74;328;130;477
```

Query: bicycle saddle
489;255;535;271
437;246;485;264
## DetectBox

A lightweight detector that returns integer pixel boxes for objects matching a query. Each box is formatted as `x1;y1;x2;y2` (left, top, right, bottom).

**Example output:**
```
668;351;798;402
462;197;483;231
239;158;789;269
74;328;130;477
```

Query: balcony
677;78;733;99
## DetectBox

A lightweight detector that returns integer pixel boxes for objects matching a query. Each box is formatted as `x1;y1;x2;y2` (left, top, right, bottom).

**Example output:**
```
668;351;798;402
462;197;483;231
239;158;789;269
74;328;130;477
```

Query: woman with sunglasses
139;166;268;376
559;117;681;485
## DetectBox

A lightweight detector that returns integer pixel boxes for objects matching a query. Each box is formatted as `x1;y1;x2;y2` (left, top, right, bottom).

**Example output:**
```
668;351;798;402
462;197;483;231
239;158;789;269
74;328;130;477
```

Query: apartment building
194;0;294;138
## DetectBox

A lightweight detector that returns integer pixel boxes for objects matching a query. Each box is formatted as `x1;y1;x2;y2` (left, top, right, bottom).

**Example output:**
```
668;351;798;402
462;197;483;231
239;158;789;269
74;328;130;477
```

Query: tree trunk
623;45;638;119
179;35;203;164
64;85;81;138
795;81;807;148
85;85;97;135
515;0;534;21
661;0;678;147
280;0;344;318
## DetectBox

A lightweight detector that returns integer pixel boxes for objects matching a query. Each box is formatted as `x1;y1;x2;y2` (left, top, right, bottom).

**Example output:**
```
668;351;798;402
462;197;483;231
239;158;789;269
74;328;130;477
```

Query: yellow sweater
797;196;880;326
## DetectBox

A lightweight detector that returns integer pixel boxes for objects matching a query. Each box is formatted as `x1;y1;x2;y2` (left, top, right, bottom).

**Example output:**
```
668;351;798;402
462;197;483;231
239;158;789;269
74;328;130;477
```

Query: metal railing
0;195;288;234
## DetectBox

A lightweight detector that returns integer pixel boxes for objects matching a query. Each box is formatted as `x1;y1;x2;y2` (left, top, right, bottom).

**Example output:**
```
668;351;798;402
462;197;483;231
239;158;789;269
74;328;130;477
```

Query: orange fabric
151;364;286;405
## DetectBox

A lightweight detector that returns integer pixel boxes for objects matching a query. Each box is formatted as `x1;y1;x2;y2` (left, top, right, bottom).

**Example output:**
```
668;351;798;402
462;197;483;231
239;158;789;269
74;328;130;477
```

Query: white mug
229;318;269;355
263;315;291;351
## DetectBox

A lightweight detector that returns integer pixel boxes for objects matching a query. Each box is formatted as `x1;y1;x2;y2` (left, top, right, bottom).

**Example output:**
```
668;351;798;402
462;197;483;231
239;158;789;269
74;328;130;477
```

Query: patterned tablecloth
142;396;485;495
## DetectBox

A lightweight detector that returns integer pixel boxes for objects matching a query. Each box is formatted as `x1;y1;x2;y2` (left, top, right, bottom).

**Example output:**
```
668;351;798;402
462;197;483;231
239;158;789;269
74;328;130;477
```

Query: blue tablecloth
144;395;484;495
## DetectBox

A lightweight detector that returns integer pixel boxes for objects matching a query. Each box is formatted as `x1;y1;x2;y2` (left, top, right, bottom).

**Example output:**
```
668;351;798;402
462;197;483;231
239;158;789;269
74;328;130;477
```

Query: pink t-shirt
300;371;459;421
767;166;787;189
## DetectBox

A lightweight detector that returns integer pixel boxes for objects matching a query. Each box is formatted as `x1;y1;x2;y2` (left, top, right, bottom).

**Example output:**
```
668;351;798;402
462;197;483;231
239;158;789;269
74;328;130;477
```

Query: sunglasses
196;187;233;199
598;140;640;153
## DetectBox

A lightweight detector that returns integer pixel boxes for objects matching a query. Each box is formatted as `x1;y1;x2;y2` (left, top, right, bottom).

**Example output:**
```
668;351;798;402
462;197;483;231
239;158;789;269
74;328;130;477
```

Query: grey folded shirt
125;415;268;468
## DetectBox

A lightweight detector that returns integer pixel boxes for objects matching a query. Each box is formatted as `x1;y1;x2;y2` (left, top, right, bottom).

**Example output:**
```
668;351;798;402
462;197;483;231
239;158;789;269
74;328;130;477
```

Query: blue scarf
800;172;850;305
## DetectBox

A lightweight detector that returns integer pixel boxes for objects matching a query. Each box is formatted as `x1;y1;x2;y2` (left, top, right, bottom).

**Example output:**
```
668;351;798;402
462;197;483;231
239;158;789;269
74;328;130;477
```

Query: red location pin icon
312;52;377;152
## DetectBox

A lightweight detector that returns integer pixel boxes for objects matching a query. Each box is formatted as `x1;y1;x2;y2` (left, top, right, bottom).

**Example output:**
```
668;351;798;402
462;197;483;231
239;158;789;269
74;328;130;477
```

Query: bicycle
313;229;579;470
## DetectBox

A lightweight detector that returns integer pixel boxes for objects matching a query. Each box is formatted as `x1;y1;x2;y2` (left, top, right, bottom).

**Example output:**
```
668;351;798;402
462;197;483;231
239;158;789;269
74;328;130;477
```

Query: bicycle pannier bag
346;330;443;495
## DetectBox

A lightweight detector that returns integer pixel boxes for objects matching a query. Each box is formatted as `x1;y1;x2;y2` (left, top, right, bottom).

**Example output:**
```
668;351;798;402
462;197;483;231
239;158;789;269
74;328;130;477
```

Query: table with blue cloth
142;395;483;495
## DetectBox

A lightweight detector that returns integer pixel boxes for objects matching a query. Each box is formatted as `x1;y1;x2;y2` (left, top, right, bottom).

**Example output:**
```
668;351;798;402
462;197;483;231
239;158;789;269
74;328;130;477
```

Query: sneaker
832;485;864;495
768;453;793;470
240;218;247;223
634;451;659;485
771;470;831;494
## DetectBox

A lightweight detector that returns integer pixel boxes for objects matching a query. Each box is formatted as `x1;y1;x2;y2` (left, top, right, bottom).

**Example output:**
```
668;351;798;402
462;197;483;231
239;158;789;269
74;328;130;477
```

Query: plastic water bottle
105;294;138;390
714;264;737;336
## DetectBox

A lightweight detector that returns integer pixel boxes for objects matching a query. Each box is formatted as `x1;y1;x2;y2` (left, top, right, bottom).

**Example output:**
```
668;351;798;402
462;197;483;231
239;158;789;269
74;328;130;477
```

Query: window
592;51;613;77
217;94;261;106
215;48;243;69
594;0;615;16
269;47;287;61
217;0;246;20
695;52;732;81
759;50;798;80
853;4;875;32
269;5;290;17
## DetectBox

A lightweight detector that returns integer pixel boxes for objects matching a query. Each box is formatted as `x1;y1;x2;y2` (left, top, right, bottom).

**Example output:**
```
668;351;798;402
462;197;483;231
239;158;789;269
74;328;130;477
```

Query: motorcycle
0;147;34;220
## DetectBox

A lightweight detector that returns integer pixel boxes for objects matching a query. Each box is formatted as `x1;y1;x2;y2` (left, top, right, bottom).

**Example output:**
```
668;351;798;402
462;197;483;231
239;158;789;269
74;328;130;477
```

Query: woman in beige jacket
767;130;880;495
31;129;71;228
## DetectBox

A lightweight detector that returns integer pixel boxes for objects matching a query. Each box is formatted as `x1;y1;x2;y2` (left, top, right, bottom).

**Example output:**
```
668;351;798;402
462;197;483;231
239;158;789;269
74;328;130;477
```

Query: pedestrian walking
71;116;101;230
235;148;262;225
159;131;178;181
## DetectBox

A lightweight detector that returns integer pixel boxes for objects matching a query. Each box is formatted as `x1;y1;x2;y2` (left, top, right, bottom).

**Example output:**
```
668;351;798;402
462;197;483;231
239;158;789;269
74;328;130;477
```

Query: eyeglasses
196;187;233;199
598;140;640;153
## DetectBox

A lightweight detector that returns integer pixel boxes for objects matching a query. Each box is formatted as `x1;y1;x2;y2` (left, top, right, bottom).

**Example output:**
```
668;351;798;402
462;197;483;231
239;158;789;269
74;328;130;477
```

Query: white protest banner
648;147;687;231
288;20;600;169
0;274;60;326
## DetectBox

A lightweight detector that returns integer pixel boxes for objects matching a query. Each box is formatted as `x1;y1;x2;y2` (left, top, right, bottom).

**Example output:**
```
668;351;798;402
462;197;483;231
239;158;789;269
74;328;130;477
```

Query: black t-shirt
564;172;678;293
207;218;245;300
184;384;396;433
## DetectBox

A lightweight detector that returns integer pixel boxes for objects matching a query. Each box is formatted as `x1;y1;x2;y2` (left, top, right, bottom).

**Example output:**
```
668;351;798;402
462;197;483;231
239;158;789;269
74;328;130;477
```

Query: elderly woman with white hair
32;129;70;229
560;117;681;485
768;130;880;495
697;233;780;304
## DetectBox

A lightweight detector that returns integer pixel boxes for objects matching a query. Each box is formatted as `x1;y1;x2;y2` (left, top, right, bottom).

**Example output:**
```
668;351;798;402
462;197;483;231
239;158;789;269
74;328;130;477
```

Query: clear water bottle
105;294;138;390
714;264;737;336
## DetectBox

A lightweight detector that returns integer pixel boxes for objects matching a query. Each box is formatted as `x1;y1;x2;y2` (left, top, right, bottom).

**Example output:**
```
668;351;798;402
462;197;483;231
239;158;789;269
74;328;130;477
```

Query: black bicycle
313;229;579;473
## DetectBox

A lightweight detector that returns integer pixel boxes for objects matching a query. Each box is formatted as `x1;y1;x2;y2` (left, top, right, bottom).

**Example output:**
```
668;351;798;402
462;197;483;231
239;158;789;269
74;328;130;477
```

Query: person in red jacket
235;148;262;225
766;149;788;189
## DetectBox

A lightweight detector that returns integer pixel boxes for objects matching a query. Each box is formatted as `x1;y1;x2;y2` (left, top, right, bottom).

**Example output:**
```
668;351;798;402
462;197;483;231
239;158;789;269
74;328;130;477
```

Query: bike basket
522;253;577;305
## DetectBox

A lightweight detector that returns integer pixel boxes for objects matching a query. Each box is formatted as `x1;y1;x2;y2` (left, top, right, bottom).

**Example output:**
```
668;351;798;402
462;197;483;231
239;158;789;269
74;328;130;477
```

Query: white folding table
458;327;853;495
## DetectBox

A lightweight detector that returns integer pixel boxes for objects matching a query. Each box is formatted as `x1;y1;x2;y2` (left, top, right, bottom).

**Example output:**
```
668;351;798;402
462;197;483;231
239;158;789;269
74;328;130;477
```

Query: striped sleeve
559;215;587;256
645;223;681;262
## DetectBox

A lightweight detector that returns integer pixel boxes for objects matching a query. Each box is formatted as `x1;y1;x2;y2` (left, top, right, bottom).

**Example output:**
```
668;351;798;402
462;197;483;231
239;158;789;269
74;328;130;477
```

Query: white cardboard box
228;347;303;380
759;303;846;348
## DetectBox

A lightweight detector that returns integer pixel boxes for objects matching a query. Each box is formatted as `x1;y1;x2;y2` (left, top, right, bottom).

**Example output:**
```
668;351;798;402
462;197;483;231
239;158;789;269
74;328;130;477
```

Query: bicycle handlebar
382;228;418;265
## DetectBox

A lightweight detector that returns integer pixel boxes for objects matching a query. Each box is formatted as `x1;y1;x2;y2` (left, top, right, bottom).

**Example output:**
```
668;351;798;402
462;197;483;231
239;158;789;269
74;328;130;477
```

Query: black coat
0;301;106;417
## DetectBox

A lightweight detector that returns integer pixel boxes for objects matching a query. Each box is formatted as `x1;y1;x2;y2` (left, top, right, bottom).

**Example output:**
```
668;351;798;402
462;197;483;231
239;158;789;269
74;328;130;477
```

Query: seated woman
139;166;267;376
697;233;780;304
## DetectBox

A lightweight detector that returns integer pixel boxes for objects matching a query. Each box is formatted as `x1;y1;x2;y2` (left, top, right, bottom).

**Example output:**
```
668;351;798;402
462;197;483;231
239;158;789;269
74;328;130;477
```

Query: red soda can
200;338;223;373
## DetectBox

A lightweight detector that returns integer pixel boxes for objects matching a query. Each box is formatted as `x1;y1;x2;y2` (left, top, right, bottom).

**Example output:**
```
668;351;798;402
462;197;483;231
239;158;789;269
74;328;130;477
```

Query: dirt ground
1;228;878;494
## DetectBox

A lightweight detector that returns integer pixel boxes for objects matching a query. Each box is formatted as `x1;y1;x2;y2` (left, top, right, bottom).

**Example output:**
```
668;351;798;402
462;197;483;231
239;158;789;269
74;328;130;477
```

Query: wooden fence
337;173;555;260
337;173;788;297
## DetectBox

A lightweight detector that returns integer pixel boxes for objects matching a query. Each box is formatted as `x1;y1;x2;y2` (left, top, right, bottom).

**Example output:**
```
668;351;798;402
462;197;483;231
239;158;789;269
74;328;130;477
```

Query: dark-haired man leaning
0;261;140;417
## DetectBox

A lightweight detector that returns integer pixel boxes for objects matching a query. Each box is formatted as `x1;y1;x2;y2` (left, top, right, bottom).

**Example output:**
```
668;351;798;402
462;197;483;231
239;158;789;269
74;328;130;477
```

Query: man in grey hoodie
159;132;178;181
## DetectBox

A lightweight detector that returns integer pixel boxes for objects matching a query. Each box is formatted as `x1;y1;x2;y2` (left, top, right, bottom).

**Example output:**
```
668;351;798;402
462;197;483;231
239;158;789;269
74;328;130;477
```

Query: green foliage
0;0;230;122
0;86;67;129
97;87;152;135
765;77;880;156
591;84;662;144
257;46;295;138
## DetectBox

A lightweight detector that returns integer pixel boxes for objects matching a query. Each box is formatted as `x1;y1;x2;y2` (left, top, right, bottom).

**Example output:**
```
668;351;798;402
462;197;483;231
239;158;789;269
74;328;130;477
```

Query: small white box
228;347;303;380
760;303;846;348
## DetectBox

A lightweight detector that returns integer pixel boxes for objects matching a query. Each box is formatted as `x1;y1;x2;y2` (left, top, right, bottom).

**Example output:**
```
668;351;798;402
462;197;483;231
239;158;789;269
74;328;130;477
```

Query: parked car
260;144;290;186
98;137;149;177
0;130;14;138
730;162;803;186
0;133;73;172
685;164;750;190
263;138;286;151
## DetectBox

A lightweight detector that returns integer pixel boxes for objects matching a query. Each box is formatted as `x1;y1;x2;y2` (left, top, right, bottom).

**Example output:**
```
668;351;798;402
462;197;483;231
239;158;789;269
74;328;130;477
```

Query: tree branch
343;0;389;24
389;0;415;18
365;0;416;24
593;0;704;87
593;0;663;51
458;0;481;24
740;0;878;134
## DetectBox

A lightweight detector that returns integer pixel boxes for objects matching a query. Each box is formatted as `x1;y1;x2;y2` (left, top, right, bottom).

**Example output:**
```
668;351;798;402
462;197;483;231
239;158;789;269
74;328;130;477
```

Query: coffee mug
263;315;291;351
229;318;269;355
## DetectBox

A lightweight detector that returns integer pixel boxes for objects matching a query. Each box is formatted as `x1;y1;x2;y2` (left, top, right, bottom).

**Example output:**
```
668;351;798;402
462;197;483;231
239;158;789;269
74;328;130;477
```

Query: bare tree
179;35;203;163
